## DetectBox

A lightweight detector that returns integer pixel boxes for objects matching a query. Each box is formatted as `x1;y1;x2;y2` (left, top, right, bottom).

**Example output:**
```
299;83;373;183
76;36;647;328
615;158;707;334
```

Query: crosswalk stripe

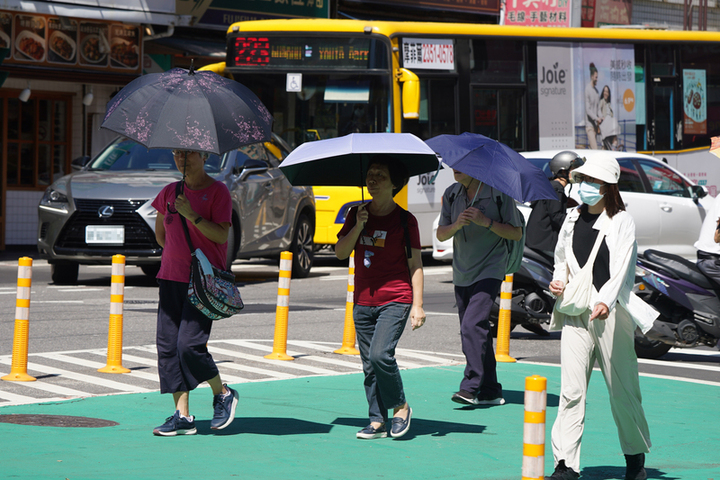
229;340;362;369
0;388;39;403
0;374;89;398
36;353;160;382
0;358;150;393
207;344;338;375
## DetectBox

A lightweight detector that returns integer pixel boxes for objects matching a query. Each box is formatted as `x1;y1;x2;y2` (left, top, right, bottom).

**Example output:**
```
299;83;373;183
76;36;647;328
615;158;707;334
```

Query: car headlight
39;187;69;212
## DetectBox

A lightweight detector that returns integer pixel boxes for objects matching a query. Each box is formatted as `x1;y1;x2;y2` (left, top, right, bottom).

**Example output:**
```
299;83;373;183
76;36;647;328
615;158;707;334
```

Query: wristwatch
194;216;203;225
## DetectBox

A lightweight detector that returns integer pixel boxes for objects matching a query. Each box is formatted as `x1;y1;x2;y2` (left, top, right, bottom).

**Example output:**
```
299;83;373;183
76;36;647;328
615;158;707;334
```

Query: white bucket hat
570;152;620;185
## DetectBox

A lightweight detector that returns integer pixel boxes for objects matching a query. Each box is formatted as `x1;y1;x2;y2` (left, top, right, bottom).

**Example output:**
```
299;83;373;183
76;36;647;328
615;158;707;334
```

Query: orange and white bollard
334;251;359;355
265;251;294;360
98;255;130;373
2;257;36;382
495;274;517;363
522;375;547;480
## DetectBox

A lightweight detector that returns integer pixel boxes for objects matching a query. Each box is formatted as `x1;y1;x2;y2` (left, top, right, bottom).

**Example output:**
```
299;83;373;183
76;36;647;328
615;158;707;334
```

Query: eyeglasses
171;150;188;157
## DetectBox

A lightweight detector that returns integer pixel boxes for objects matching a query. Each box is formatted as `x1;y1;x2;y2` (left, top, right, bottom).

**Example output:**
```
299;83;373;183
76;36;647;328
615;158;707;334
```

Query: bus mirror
198;61;234;80
397;68;420;120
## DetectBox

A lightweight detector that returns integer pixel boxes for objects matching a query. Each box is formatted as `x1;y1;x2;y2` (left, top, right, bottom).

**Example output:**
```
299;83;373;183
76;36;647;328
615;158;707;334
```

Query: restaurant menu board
1;10;141;73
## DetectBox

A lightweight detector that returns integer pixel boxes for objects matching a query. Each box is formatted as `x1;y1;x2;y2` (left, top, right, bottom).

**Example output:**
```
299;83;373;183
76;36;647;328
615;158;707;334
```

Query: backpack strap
400;207;412;259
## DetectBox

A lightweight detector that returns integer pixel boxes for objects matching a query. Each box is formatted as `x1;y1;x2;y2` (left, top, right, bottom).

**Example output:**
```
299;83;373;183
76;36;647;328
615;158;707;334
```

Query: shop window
2;94;71;189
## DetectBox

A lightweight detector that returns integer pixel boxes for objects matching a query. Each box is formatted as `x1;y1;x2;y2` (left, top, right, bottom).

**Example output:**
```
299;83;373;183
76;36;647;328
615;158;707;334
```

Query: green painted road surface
1;363;718;480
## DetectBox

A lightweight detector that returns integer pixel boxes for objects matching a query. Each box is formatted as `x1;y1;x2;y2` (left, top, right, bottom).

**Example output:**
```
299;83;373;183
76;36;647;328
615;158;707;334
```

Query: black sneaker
390;407;412;438
153;410;197;436
475;392;506;405
210;384;238;430
451;390;479;405
625;453;647;480
356;423;387;439
545;460;579;480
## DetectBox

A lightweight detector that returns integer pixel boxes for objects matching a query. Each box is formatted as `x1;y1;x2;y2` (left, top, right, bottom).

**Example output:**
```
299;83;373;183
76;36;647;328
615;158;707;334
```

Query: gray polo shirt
439;182;522;287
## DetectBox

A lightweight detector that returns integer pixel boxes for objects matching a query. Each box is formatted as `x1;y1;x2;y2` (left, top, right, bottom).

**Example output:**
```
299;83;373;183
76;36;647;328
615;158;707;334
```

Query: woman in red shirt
336;156;426;439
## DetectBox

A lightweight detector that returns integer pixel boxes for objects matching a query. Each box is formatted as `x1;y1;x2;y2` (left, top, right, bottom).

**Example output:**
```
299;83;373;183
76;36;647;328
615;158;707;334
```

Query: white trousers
551;307;651;472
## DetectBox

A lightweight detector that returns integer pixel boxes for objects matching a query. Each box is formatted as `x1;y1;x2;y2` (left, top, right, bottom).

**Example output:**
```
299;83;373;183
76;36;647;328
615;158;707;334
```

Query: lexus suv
38;135;315;284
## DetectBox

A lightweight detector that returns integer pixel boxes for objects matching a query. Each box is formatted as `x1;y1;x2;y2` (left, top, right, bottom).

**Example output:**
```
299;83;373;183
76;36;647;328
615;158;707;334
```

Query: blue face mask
578;181;604;206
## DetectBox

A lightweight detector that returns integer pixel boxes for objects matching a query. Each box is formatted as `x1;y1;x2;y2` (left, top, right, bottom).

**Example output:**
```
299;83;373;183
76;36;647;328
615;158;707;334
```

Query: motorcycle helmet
549;151;584;180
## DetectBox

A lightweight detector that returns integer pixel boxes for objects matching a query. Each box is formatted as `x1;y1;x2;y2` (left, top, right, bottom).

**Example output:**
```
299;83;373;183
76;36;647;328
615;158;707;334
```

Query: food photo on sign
13;14;46;62
78;21;109;67
47;16;78;64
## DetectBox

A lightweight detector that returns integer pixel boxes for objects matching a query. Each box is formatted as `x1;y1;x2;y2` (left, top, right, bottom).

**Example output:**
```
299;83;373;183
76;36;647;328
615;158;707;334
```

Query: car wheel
140;264;161;279
51;261;79;285
226;221;238;271
291;213;314;278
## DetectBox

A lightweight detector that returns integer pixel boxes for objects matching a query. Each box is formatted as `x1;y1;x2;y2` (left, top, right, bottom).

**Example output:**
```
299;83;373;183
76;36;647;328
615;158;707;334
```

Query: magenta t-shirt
151;181;232;283
338;205;421;306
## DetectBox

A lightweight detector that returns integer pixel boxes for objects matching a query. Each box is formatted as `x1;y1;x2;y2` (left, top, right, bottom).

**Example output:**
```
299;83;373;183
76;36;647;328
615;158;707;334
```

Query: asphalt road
1;250;719;406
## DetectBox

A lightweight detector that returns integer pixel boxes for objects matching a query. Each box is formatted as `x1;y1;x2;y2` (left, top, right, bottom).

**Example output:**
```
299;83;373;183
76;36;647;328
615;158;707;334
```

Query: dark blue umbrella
101;67;272;155
425;132;558;202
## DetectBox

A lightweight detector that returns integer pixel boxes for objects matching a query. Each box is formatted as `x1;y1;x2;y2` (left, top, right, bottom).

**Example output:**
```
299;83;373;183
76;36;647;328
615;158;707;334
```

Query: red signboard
505;0;571;27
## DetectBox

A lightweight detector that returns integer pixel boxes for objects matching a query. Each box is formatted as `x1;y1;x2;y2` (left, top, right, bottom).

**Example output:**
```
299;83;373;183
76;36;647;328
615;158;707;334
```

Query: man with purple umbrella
436;170;523;406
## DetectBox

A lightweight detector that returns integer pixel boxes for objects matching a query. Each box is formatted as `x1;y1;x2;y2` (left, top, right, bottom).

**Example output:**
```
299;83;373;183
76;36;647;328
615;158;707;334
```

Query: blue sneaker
356;423;387;439
210;384;238;430
153;411;197;436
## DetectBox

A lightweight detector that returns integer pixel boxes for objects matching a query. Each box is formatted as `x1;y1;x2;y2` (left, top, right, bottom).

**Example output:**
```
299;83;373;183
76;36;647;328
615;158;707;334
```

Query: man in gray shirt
585;62;601;150
437;169;522;406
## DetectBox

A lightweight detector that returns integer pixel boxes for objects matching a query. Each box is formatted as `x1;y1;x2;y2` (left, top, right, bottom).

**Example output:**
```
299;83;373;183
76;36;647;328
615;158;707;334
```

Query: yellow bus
217;19;720;247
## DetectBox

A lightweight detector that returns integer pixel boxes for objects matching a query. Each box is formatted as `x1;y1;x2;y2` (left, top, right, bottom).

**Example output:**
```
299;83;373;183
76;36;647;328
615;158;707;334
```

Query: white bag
555;221;610;316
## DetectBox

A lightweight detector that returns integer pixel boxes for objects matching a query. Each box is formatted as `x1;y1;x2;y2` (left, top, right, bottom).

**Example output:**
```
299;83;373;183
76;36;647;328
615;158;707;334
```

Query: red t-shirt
151;180;232;283
338;204;421;306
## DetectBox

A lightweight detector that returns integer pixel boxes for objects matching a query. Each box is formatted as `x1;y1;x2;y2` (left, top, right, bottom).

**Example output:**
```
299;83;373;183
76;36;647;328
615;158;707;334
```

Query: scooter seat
524;246;554;270
643;249;714;290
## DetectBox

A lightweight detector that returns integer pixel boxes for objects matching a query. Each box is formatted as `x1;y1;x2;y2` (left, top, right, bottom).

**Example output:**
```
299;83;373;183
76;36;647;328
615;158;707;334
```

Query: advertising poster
78;21;109;68
0;12;11;49
109;24;140;70
506;0;572;27
13;14;46;63
572;43;636;151
537;42;575;150
402;38;454;70
47;17;78;64
683;69;707;135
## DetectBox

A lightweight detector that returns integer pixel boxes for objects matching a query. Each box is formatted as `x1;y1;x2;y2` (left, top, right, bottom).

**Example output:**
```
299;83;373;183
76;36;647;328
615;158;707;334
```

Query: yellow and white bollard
98;255;130;373
495;274;517;363
522;375;547;480
2;257;36;382
265;251;294;360
334;251;359;355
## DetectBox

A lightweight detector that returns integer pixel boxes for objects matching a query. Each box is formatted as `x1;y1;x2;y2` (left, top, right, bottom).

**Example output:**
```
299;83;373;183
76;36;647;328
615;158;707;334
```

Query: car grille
53;199;161;254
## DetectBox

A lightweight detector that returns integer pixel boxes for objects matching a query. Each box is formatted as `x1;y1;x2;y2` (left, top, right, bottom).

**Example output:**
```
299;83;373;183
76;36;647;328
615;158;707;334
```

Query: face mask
578;181;604;206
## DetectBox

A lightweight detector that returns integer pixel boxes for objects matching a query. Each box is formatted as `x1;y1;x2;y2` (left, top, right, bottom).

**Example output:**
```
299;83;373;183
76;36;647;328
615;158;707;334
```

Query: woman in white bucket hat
545;152;655;480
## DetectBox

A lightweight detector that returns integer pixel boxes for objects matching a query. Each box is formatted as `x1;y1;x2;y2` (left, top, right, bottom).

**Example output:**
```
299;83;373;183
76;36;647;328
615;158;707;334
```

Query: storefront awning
0;0;193;26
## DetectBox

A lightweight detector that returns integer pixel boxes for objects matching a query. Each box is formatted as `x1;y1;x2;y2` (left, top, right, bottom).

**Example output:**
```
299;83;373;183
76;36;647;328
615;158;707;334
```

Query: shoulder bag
555;218;610;317
176;181;244;320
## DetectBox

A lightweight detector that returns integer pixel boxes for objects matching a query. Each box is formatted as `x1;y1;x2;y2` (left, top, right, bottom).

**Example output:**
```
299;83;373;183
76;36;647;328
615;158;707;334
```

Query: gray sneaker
476;393;506;405
210;384;238;430
153;410;197;436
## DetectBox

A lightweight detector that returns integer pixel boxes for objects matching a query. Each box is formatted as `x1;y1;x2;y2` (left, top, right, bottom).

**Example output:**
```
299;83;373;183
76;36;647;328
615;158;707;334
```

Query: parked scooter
489;246;556;336
634;249;720;359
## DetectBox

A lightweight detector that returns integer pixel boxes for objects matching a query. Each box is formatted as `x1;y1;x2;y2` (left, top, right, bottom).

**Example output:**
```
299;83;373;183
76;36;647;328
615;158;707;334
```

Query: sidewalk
1;362;718;480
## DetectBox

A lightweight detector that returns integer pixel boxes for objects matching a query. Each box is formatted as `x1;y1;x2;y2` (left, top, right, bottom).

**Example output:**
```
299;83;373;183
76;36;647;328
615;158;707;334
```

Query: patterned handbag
176;181;243;320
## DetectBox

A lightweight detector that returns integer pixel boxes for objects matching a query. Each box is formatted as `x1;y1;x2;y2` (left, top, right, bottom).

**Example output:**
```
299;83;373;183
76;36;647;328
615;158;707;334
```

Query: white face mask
578;181;604;206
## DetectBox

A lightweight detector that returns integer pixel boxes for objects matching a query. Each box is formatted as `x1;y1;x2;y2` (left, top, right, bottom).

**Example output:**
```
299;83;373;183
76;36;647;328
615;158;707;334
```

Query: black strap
400;208;412;259
175;181;195;254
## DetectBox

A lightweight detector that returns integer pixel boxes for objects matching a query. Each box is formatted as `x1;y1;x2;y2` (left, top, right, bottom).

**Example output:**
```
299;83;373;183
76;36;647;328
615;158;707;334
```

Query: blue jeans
354;302;411;423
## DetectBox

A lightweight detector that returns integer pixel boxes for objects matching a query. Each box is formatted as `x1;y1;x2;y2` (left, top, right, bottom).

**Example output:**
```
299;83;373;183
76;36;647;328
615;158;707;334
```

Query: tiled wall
6;191;44;245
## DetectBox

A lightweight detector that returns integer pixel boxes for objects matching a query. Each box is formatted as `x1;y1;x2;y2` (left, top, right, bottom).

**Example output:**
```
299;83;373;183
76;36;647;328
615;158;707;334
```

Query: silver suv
37;135;315;284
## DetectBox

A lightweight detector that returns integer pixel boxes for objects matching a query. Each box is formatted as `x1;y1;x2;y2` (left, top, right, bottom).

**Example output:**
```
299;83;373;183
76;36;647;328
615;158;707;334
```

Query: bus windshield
236;73;391;149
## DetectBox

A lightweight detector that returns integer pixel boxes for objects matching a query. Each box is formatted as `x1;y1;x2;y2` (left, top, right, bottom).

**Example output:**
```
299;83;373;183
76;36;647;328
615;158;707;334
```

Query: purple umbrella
425;132;558;203
101;67;272;155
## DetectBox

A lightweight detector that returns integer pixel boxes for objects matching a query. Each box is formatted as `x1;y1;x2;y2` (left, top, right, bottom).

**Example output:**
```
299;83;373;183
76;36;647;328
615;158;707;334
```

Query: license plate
86;225;124;244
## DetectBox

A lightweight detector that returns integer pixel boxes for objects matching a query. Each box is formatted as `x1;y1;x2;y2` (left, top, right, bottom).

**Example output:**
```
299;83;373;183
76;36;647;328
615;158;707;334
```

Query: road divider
496;274;516;363
522;375;547;480
98;255;130;374
2;257;36;382
265;251;294;360
335;251;359;356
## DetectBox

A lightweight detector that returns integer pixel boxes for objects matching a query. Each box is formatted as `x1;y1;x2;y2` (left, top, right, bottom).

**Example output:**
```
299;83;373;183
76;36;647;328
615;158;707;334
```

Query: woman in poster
584;63;601;150
598;85;621;151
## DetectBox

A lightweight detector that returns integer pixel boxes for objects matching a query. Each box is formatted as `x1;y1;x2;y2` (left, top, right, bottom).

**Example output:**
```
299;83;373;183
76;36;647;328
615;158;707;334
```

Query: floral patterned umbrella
101;67;272;155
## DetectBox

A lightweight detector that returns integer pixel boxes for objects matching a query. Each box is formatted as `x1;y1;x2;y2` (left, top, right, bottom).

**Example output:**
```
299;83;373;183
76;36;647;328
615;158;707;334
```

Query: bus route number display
229;36;377;69
402;38;455;70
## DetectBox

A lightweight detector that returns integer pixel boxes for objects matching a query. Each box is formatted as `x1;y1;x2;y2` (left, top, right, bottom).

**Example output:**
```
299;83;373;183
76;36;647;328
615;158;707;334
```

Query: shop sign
402;38;454;71
505;0;572;27
1;10;142;73
197;0;330;30
582;0;631;27
683;69;707;135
